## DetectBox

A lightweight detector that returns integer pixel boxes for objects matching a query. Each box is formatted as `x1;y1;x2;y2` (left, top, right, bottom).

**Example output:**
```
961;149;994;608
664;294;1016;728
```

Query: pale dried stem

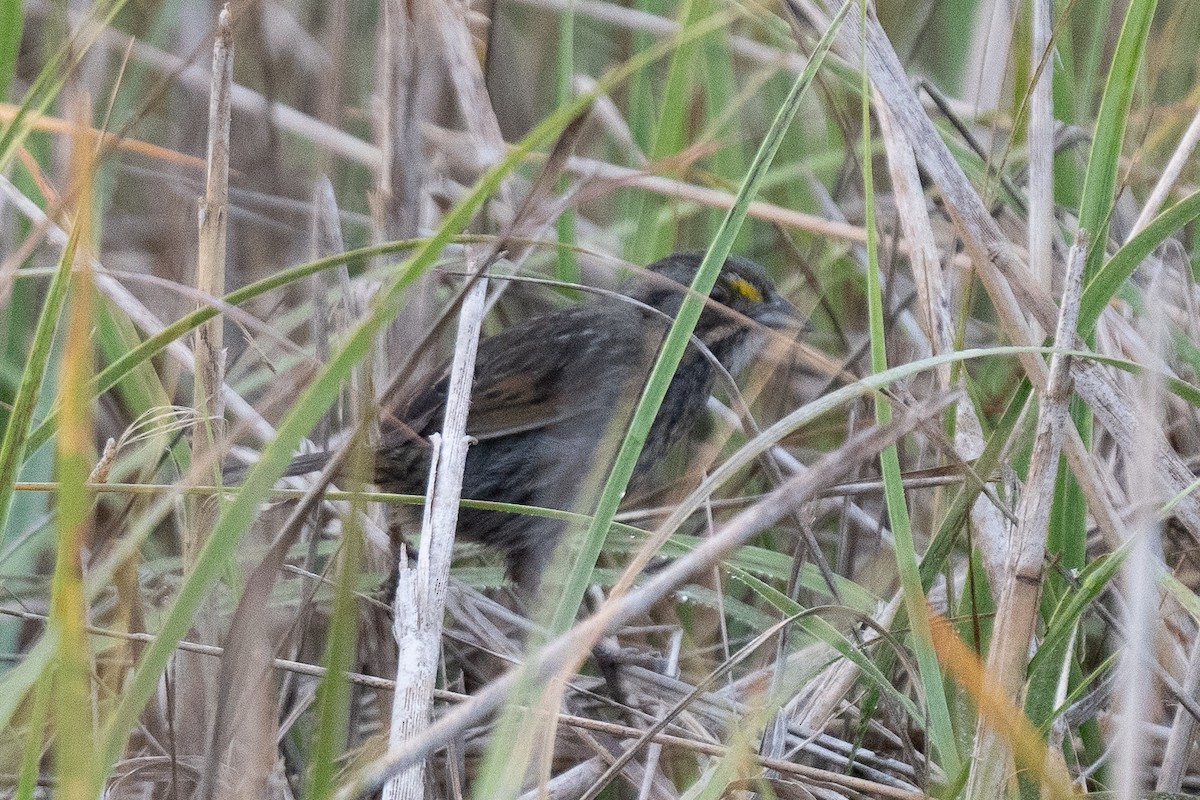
178;5;233;763
430;0;516;209
633;630;681;800
21;2;917;258
383;273;488;800
25;4;956;261
1129;99;1200;238
299;176;352;630
374;0;424;240
1027;0;1055;294
51;0;381;166
876;84;1012;590
572;74;648;166
187;3;232;566
804;174;933;358
426;119;876;245
517;759;607;800
309;178;344;368
965;232;1087;798
0;602;906;788
1044;635;1076;781
512;0;814;80
2;588;923;791
1118;254;1169;798
790;593;902;731
875;100;952;379
704;398;897;557
621;653;922;785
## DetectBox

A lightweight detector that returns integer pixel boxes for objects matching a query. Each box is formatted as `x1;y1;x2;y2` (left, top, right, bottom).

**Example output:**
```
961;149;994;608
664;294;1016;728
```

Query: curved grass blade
1079;189;1200;336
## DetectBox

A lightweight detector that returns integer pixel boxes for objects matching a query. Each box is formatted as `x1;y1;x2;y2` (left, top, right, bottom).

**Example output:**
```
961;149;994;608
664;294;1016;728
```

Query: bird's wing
404;307;629;442
466;367;585;439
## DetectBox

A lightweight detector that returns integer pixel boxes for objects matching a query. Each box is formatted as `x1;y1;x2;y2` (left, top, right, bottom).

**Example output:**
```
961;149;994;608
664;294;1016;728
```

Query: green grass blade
1027;545;1128;686
24;238;431;457
304;450;366;800
49;260;97;800
626;0;711;264
470;9;851;798
733;570;920;720
0;228;79;546
48;135;98;799
14;669;51;800
554;2;579;285
0;633;56;731
0;0;24;102
1079;189;1200;336
1076;0;1158;282
858;0;960;779
920;378;1032;589
1056;7;1157;770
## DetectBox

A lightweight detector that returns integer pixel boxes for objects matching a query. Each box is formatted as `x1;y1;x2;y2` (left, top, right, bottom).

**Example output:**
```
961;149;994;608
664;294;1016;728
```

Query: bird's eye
726;276;764;304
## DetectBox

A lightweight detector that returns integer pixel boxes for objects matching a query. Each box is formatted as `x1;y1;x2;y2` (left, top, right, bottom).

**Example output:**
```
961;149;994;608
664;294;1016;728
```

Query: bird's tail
222;450;333;485
281;451;334;477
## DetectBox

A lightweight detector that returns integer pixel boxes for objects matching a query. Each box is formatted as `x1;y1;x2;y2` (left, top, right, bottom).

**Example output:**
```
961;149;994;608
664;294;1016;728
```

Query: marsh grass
3;0;1200;798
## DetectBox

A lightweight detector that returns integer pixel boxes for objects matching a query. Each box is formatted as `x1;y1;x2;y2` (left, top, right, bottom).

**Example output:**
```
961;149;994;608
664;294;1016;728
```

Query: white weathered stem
516;759;607;800
9;6;918;256
876;99;952;381
178;7;234;763
309;177;346;367
1;144;400;559
429;0;515;210
383;273;487;800
1027;0;1055;293
188;3;233;565
791;593;902;731
1116;255;1169;800
572;74;648;166
965;233;1087;798
704;397;897;549
635;629;681;800
875;94;1012;590
1129;100;1200;238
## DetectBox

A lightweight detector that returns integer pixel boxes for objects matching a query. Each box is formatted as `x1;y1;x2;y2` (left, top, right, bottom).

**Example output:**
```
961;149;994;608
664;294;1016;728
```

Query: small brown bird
273;252;799;590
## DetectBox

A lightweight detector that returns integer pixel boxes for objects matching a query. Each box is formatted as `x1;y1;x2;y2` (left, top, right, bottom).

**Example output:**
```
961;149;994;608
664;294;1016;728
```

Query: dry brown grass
4;1;1200;798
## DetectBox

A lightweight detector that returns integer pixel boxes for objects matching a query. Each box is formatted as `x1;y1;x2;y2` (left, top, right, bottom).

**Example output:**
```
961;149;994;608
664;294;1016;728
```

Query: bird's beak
757;294;812;334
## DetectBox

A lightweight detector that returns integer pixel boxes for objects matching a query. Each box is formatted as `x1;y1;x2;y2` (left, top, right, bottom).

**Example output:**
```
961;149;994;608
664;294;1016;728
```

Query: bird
264;251;800;591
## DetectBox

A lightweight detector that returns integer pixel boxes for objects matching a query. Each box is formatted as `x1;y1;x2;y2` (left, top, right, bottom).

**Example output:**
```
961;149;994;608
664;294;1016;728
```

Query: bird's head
632;251;804;373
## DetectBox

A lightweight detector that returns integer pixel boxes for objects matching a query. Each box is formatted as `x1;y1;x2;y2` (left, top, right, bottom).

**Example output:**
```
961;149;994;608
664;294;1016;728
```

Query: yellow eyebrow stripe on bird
727;276;764;303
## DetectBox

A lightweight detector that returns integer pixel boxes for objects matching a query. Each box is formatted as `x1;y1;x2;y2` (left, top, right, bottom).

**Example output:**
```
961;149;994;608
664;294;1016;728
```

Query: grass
4;0;1200;797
